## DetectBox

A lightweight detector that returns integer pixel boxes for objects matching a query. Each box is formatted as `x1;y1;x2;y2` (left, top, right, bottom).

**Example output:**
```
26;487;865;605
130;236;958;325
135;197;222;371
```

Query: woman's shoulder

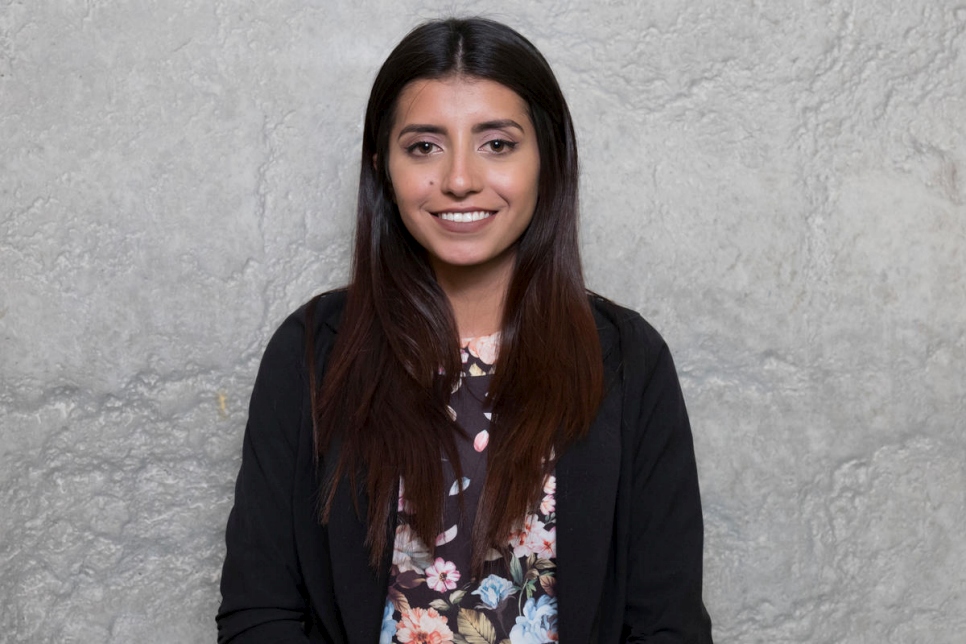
299;288;348;334
275;288;347;335
588;292;669;364
261;288;348;366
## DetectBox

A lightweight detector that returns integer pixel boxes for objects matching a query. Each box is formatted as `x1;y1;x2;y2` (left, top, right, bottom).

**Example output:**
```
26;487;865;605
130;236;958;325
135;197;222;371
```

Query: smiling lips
435;210;494;223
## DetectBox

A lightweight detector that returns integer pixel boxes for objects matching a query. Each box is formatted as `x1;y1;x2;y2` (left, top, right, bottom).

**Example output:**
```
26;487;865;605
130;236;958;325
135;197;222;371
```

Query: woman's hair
312;17;604;571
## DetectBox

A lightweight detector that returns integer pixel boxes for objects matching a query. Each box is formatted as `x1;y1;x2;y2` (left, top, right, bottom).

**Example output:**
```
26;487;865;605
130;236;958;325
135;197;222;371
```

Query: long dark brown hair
312;17;603;571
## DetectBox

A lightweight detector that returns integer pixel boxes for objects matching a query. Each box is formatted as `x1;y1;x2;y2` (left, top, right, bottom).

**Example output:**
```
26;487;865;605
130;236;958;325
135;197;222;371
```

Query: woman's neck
432;257;513;339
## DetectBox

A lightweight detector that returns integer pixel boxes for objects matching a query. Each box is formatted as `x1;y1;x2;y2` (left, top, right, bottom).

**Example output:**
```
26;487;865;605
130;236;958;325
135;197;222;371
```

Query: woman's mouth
436;211;494;223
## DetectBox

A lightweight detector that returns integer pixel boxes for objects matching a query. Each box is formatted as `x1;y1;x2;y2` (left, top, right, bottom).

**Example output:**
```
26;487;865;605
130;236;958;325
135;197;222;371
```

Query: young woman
218;17;712;644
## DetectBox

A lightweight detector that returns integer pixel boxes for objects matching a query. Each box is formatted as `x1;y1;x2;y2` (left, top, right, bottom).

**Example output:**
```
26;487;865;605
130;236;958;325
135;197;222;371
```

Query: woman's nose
441;149;482;197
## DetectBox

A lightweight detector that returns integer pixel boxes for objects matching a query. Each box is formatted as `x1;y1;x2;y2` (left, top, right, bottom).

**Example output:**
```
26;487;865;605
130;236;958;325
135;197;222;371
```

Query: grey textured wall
1;1;964;642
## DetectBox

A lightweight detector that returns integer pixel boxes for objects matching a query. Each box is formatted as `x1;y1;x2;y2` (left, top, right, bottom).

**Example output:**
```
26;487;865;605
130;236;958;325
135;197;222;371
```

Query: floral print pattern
464;333;500;366
472;574;515;610
393;524;434;574
385;333;558;644
426;558;461;592
509;596;558;644
396;607;454;643
381;601;397;644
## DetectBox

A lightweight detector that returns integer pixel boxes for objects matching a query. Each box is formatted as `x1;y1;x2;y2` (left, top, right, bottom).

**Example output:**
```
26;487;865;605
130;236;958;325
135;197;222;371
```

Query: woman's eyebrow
472;119;524;134
396;119;525;139
397;124;445;138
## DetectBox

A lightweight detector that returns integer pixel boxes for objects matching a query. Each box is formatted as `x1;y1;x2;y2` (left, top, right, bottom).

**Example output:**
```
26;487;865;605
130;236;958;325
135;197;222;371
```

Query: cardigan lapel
323;435;394;644
310;292;392;643
554;312;624;642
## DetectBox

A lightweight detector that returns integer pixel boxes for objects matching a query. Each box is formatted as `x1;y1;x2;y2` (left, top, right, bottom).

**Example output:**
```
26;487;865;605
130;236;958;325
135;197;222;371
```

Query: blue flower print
379;600;395;644
509;595;558;644
471;574;515;609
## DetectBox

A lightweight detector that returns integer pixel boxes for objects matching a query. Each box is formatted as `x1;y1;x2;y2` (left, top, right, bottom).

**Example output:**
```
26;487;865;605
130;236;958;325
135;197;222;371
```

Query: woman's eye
407;141;437;155
484;139;516;153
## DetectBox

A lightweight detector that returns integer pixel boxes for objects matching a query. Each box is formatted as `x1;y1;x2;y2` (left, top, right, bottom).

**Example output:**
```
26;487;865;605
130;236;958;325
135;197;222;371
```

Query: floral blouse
382;333;559;644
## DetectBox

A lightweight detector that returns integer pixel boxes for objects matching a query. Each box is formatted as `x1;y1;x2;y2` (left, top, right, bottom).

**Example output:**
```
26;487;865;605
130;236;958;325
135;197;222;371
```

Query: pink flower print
527;523;556;560
425;557;461;593
398;477;413;514
542;474;556;496
508;515;541;558
466;332;500;365
539;474;556;514
508;515;557;560
396;607;454;643
473;430;489;452
460;348;469;364
539;492;555;516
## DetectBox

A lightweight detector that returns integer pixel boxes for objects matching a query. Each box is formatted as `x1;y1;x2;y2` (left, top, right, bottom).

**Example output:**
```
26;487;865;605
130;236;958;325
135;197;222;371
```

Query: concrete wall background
1;0;963;642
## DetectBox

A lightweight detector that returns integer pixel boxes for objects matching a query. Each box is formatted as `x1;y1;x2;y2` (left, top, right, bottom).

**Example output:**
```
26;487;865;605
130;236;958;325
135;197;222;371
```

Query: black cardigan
217;291;713;643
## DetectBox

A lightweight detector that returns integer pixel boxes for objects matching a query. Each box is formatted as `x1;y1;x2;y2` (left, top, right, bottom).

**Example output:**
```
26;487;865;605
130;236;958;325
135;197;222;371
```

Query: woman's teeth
438;211;492;223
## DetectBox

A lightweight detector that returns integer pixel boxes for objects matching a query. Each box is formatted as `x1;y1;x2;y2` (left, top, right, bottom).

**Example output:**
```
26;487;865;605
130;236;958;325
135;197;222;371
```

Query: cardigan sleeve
622;321;713;643
217;316;316;644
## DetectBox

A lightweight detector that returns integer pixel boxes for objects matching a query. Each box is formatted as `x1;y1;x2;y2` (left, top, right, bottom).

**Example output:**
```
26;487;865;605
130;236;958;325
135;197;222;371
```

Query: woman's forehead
391;77;531;132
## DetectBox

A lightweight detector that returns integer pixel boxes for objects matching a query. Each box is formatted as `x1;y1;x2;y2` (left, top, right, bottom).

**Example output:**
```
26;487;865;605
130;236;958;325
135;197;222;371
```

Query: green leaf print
539;573;556;597
523;579;536;599
456;608;496;644
509;555;524;586
533;557;555;571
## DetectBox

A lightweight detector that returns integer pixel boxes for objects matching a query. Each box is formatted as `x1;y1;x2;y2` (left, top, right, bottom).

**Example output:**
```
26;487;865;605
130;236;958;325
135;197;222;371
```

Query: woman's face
387;76;540;284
